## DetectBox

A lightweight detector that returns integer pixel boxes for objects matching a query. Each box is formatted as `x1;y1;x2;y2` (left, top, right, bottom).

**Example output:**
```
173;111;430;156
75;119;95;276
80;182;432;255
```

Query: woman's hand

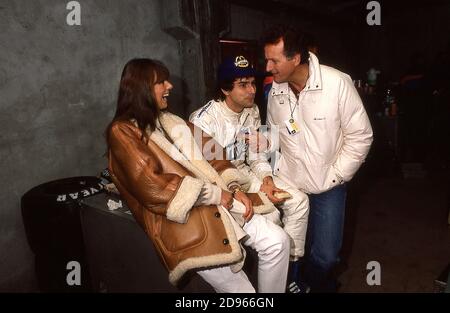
220;190;234;210
233;190;254;222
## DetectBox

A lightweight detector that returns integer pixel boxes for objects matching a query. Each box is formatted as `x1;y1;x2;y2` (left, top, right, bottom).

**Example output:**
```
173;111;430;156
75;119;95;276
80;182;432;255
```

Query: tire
21;176;104;292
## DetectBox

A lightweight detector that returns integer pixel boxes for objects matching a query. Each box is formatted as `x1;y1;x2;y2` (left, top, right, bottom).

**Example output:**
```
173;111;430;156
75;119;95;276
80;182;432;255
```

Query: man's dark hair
262;24;309;64
215;78;235;101
214;76;255;101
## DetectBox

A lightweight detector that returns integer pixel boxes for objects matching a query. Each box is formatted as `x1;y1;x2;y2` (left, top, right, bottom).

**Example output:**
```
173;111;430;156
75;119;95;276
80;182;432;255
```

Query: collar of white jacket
271;51;323;96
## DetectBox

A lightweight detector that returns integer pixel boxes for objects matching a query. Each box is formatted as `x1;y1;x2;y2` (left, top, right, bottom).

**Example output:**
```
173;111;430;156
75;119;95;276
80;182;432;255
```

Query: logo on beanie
234;56;249;68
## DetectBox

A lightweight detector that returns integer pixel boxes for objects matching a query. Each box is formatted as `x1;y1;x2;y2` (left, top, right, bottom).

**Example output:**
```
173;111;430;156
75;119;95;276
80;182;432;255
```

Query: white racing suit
190;99;309;259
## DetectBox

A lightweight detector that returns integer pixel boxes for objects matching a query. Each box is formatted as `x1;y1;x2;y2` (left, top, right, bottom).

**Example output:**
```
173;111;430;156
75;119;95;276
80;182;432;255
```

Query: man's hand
233;190;254;222
259;176;286;204
245;131;269;153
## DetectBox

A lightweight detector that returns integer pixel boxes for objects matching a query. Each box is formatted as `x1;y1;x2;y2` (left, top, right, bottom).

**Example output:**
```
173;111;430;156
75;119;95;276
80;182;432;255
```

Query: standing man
190;55;310;293
262;25;373;292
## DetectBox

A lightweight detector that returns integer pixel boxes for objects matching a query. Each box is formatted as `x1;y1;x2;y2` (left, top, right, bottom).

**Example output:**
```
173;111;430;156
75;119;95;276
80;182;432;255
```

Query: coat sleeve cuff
220;168;251;192
253;191;277;214
166;176;204;223
194;182;222;206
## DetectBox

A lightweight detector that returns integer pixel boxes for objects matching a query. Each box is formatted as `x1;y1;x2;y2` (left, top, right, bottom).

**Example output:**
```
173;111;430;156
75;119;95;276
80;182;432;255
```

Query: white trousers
239;166;310;260
197;214;290;293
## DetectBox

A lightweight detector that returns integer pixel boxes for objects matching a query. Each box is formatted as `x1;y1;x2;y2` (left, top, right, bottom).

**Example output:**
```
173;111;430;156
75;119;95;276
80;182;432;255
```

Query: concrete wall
0;0;181;291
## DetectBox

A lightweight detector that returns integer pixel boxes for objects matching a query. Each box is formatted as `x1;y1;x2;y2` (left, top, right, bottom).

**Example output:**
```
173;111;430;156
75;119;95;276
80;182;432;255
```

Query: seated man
190;55;310;293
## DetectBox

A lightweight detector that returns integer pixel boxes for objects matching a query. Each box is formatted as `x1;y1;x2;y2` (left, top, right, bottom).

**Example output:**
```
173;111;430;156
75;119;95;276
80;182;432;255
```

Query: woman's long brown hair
105;58;169;150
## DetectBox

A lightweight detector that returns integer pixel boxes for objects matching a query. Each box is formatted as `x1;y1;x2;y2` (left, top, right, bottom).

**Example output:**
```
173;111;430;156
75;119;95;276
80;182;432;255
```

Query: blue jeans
302;184;347;292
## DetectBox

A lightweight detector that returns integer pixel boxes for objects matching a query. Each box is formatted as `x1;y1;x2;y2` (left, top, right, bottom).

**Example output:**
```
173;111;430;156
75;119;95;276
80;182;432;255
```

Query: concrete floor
336;164;450;292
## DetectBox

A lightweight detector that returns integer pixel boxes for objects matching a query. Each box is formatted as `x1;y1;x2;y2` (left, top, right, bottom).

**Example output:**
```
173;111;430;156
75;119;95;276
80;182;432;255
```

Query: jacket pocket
158;207;207;253
323;165;343;191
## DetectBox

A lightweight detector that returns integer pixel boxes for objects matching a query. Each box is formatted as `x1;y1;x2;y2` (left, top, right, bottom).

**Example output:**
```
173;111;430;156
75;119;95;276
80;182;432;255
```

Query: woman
105;58;289;293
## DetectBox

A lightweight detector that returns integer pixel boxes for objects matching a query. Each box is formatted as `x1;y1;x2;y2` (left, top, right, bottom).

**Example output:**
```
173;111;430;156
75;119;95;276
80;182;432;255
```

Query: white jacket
267;52;373;194
190;100;273;181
